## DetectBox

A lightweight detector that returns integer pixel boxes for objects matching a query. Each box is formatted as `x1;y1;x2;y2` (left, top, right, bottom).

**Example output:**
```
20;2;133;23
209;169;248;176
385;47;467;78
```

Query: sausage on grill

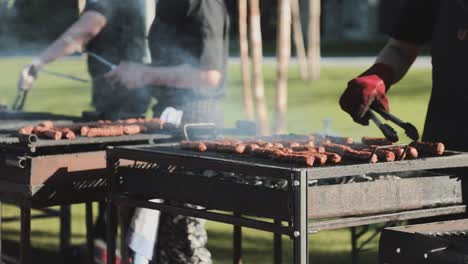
39;129;63;140
18;126;34;135
123;125;141;135
324;152;342;164
180;141;207;152
362;137;394;146
86;126;125;137
216;143;247;154
273;152;315;167
327;136;354;145
344;149;378;163
406;146;419;159
410;142;445;156
252;148;284;158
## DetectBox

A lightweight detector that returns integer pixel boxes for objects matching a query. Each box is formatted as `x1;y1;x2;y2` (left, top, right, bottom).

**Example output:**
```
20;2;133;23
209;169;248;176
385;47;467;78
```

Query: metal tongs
12;89;28;111
368;107;420;142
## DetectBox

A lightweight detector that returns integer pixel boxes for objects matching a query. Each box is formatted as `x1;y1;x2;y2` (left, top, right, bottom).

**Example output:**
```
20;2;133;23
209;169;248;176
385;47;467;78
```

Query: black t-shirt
390;0;439;45
84;0;146;76
83;0;150;119
149;0;230;100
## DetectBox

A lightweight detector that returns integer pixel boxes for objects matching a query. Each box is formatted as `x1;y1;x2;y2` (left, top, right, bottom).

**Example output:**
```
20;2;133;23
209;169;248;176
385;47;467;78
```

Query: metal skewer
41;69;90;83
83;51;117;70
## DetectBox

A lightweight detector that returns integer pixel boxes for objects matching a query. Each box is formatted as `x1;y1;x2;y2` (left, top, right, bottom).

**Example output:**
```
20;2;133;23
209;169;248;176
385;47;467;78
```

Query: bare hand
104;62;150;89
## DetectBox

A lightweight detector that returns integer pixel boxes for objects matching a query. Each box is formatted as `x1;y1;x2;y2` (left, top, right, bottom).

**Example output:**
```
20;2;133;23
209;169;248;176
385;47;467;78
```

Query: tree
291;0;308;80
239;0;254;121
307;0;321;80
274;0;291;134
250;0;269;135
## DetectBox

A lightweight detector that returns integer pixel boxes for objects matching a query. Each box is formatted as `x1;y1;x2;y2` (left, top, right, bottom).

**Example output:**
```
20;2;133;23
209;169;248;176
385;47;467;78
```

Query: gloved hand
17;59;42;92
339;63;394;126
160;107;184;127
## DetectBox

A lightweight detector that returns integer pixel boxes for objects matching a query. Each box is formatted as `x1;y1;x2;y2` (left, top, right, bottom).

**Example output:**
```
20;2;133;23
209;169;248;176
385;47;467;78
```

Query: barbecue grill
105;143;468;264
0;111;175;264
380;219;468;264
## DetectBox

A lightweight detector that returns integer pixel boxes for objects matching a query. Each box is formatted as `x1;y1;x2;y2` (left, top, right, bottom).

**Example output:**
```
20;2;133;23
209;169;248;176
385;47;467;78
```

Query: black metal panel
119;167;292;220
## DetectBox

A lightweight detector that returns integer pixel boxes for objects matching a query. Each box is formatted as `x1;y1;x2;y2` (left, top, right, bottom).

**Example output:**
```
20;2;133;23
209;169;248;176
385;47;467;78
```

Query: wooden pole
250;0;269;135
275;0;291;134
307;0;321;80
291;0;309;80
239;0;254;121
78;0;85;14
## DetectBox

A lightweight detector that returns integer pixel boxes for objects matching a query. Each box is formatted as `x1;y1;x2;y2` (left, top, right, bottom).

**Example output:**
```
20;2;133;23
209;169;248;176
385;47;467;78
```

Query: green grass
0;57;433;263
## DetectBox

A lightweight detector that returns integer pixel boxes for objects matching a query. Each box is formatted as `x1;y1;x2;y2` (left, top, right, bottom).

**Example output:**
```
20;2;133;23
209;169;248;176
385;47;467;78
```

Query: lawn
0;57;433;263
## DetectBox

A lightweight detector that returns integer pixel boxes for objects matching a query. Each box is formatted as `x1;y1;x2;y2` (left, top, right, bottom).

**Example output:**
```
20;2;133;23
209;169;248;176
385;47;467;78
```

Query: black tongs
369;108;420;142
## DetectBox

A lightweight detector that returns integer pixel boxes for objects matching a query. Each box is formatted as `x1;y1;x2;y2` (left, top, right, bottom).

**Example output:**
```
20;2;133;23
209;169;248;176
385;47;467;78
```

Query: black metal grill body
106;144;468;264
0;114;176;264
380;219;468;264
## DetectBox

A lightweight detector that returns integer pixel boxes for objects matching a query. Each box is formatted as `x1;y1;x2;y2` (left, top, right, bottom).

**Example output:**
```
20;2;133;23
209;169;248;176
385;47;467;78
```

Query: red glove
339;63;395;125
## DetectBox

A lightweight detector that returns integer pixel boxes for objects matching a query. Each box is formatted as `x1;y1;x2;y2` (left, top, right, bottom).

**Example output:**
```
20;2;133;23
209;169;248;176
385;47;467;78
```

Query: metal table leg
20;200;31;264
119;207;130;264
60;205;71;255
274;219;282;264
233;213;242;264
86;202;94;264
351;227;358;264
293;172;308;264
106;152;119;264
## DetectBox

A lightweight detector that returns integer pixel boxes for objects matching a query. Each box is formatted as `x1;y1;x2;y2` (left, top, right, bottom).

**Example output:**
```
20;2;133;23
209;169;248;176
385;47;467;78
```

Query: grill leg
274;219;282;264
106;153;119;264
20;201;31;264
0;201;2;263
119;207;130;264
233;213;242;264
86;202;94;264
60;205;71;256
293;172;308;264
351;227;358;264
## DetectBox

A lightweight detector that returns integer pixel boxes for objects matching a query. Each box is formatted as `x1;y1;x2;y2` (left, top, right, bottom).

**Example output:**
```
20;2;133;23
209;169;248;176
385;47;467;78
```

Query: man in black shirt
18;0;150;120
17;1;149;262
339;0;468;151
100;0;230;263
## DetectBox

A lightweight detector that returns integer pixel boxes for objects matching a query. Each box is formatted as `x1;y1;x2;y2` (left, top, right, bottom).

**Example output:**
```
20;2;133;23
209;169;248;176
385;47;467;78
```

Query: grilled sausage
252;148;284;158
410;142;445;156
123;125;141;135
407;146;419;159
86;126;125;137
40;129;63;140
80;126;90;136
216;143;247;154
323;143;352;156
244;143;260;153
344;149;378;163
273;153;316;167
18;126;34;135
324;152;342;164
180;141;207;152
362;137;393;146
38;121;54;129
374;149;395;162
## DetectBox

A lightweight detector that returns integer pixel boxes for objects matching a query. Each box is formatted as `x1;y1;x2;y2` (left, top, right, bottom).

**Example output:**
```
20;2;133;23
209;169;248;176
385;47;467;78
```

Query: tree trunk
78;0;86;14
275;0;291;134
290;0;308;80
239;0;254;121
308;0;321;80
250;0;269;135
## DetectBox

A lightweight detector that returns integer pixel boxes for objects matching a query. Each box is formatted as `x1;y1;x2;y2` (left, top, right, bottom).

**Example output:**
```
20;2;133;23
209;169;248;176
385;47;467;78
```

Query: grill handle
183;123;218;141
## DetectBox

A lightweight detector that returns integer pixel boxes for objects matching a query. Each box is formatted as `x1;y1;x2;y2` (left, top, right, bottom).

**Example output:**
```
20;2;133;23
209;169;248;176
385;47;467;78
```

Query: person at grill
98;0;230;263
16;1;150;262
339;0;468;152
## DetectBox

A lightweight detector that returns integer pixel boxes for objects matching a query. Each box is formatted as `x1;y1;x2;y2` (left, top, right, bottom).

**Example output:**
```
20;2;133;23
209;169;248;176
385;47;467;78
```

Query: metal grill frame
105;145;468;264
